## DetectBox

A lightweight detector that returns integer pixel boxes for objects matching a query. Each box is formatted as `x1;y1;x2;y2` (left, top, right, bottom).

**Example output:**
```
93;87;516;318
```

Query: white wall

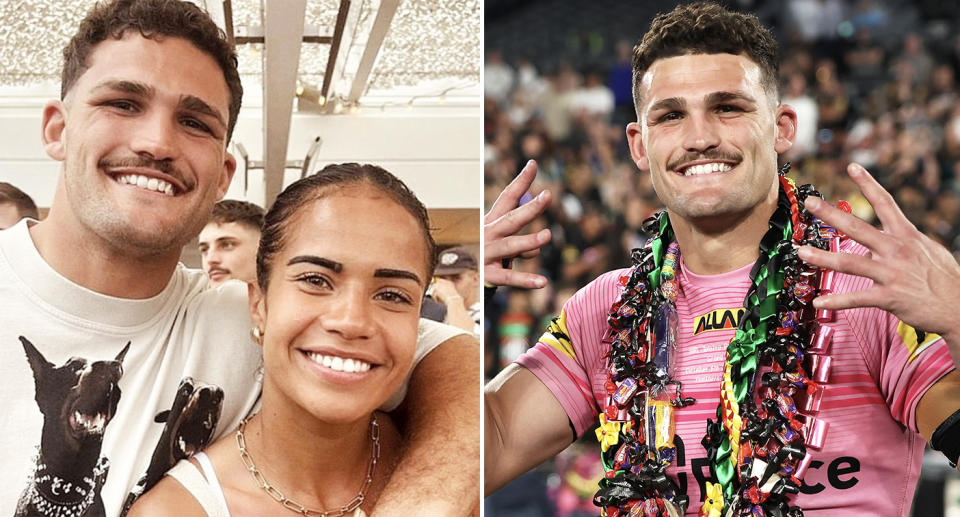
228;108;482;209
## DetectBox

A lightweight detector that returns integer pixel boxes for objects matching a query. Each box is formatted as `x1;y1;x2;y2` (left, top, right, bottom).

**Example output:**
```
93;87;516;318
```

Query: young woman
130;163;437;517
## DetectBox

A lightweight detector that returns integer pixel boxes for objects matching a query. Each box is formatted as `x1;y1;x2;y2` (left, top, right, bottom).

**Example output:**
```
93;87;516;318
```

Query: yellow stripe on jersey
897;320;941;363
540;310;576;360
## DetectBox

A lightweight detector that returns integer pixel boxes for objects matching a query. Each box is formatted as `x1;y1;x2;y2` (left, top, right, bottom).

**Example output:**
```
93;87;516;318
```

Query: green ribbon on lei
605;204;796;505
711;215;794;500
647;211;672;291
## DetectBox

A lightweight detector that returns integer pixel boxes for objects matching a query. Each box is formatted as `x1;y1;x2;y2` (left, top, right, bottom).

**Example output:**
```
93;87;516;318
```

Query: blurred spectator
608;40;635;111
782;72;819;160
850;0;889;32
814;58;850;130
547;441;604;517
540;64;579;142
569;68;614;121
515;57;548;100
0;182;39;229
198;199;263;286
485;50;515;106
788;0;845;43
844;28;886;98
433;246;481;335
892;33;934;87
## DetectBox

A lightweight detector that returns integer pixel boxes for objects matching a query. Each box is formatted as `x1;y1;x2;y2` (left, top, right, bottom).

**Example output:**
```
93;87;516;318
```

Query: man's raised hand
484;160;552;289
798;162;960;342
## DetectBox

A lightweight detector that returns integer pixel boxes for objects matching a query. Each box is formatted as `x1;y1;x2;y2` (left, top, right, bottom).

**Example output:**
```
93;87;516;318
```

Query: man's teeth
306;352;372;373
683;162;733;176
116;174;175;195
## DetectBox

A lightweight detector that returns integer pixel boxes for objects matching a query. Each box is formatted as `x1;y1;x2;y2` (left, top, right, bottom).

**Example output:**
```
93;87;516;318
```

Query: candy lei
595;167;843;517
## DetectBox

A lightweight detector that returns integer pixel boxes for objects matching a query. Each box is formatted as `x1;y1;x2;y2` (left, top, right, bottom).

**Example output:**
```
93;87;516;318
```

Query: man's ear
774;104;798;154
626;122;649;171
41;100;67;161
217;151;237;200
248;281;266;347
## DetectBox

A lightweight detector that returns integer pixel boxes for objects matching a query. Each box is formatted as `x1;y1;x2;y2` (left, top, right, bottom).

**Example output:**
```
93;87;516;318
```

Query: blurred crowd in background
484;1;960;515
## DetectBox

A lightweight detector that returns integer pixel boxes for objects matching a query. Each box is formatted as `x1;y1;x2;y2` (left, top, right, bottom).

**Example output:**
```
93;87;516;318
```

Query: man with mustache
199;200;264;286
485;3;960;516
0;1;478;516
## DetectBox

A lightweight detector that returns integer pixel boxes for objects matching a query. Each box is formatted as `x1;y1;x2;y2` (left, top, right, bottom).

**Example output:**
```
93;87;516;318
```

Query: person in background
199;199;263;285
0;182;39;229
432;246;481;335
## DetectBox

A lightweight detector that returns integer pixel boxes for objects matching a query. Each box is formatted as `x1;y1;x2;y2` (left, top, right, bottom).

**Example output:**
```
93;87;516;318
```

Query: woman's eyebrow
374;268;423;287
288;255;342;272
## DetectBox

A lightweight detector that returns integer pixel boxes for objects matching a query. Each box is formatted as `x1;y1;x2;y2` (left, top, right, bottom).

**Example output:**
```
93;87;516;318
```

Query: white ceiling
0;0;480;102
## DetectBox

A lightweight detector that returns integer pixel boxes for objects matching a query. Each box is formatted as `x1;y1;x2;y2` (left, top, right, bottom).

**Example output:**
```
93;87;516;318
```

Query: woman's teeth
305;352;372;373
682;162;733;176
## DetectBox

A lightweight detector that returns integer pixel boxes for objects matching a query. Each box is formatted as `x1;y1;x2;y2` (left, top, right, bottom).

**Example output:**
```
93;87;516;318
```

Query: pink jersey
517;239;954;516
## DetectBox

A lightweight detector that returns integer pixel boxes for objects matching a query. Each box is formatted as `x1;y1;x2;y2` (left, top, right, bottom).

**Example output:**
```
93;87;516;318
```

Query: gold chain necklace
236;414;380;517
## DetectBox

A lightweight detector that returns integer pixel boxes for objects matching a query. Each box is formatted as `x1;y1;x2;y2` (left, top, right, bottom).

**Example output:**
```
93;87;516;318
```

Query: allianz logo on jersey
693;307;745;336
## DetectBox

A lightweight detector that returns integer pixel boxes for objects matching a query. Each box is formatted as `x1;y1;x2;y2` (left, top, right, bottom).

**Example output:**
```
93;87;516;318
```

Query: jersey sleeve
838;240;955;432
515;270;625;437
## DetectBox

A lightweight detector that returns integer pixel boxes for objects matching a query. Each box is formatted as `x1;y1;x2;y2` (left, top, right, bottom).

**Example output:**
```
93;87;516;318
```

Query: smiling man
0;1;478;516
485;3;960;516
199;199;264;286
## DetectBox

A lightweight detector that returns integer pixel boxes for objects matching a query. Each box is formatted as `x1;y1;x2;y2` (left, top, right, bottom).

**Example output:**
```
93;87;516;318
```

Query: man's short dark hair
632;2;779;116
0;182;39;220
209;200;264;232
62;0;243;141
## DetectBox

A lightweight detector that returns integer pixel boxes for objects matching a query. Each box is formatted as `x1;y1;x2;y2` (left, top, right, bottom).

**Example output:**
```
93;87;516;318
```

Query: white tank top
166;452;231;517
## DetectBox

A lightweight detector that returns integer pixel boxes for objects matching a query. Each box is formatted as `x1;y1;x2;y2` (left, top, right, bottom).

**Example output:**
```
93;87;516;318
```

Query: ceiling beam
347;0;400;101
221;0;235;45
236;35;332;45
320;0;351;102
262;0;307;206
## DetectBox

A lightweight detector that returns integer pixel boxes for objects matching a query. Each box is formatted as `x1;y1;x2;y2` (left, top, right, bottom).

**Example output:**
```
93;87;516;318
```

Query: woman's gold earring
252;327;263;344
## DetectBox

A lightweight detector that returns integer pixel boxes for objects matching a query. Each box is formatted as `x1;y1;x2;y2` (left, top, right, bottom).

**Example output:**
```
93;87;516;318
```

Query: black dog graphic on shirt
119;377;224;516
15;337;130;517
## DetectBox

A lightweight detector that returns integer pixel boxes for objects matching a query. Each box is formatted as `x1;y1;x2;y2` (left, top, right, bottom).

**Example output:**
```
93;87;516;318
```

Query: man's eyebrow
89;80;227;128
91;79;154;98
180;95;226;128
374;268;423;286
288;255;342;272
647;97;685;113
705;91;757;105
